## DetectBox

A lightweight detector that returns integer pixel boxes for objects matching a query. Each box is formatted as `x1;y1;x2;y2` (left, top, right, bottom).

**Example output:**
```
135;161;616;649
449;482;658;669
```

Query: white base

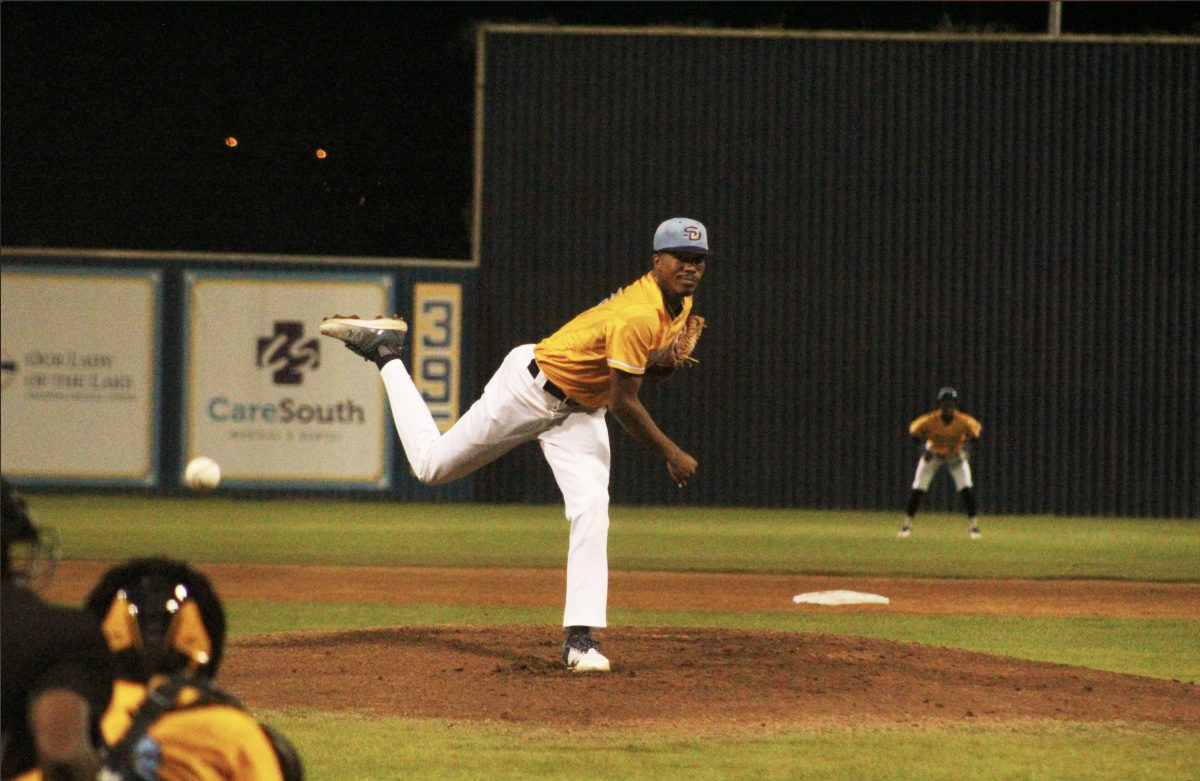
792;590;890;606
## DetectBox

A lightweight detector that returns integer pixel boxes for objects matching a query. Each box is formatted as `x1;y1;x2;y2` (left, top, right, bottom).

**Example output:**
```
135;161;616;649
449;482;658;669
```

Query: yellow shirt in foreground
100;679;284;781
534;272;692;408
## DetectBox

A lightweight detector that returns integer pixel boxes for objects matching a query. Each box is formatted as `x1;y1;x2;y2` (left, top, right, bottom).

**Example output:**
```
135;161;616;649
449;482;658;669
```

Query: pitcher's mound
221;625;1199;730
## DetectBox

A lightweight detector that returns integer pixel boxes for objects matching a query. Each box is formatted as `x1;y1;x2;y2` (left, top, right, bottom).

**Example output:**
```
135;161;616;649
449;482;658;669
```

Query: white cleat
897;525;912;539
566;647;611;673
562;632;611;672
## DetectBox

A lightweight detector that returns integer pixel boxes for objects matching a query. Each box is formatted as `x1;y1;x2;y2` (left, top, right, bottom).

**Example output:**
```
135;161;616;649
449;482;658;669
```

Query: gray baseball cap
653;217;710;255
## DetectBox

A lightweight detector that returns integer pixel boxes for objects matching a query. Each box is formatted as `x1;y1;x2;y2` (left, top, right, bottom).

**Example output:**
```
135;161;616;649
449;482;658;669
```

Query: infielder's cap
937;386;959;401
653;217;709;255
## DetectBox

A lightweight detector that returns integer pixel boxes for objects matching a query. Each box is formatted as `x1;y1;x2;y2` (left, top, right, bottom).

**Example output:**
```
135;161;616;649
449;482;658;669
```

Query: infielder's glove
650;314;706;371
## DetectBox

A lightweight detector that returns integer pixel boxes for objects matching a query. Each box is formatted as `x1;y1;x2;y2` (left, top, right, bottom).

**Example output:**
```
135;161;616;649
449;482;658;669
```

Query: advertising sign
184;272;392;487
0;268;160;484
411;282;463;432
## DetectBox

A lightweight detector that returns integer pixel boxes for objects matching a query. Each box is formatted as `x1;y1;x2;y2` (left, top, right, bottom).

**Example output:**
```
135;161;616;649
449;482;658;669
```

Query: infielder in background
899;387;983;539
320;217;710;672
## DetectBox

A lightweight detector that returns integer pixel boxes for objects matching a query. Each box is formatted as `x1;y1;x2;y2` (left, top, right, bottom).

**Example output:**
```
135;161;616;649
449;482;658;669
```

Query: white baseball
184;456;221;491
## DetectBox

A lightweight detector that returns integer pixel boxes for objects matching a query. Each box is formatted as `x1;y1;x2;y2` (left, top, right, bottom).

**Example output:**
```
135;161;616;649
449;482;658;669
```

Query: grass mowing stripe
256;712;1199;781
226;601;1199;681
31;496;1200;581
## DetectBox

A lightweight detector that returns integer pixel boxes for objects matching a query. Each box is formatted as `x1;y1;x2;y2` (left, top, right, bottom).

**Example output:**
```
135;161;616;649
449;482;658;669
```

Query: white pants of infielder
911;452;973;491
378;343;610;629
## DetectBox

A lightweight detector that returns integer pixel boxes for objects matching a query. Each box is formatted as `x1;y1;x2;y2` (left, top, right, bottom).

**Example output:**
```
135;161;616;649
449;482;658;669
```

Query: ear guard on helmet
86;557;227;682
100;581;215;679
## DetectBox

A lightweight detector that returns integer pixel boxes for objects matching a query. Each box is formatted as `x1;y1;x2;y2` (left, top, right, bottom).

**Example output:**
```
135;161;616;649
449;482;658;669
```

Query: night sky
3;2;1197;260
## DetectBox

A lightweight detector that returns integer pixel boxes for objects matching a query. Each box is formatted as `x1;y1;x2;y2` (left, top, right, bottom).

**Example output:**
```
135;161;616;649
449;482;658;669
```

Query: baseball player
899;387;983;539
83;557;304;781
320;217;710;672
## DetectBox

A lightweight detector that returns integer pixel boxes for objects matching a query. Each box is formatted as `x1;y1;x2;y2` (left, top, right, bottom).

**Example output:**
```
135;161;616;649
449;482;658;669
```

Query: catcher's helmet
937;386;959;402
1;476;61;587
85;557;227;682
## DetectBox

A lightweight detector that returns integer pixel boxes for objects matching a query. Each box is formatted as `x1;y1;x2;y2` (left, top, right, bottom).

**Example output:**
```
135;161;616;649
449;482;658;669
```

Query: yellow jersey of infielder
908;410;982;457
900;387;983;539
535;272;693;408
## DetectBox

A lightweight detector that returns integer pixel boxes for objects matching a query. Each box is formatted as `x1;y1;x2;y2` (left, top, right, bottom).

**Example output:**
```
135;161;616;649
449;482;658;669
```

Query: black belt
527;358;570;402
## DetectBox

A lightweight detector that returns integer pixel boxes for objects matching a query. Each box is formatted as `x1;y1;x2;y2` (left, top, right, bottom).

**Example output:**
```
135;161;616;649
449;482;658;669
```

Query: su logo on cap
683;226;702;240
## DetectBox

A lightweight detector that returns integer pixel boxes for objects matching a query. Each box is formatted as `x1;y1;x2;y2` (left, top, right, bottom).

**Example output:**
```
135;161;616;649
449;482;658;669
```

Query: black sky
2;2;1197;260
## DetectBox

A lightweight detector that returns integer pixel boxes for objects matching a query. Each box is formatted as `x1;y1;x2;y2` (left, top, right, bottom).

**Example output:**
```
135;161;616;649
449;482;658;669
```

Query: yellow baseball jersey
909;410;982;456
99;679;284;781
534;272;692;408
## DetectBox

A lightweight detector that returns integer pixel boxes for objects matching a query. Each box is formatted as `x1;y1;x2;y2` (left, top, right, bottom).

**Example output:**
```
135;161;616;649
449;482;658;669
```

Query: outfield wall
3;30;1195;517
473;26;1198;517
0;248;475;501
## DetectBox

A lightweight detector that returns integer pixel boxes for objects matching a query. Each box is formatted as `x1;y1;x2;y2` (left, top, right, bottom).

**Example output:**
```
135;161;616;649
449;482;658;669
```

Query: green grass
23;495;1200;780
32;496;1200;580
261;712;1199;781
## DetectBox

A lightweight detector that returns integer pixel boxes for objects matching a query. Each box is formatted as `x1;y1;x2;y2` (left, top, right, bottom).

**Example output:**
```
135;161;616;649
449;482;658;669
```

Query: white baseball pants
378;343;611;628
912;453;973;491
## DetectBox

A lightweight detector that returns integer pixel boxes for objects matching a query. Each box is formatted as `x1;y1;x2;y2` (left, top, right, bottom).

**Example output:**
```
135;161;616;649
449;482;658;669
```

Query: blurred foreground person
1;477;114;781
83;557;304;781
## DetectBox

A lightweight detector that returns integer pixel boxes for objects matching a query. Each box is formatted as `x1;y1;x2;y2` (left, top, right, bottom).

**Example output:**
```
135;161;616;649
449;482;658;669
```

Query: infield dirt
48;562;1200;730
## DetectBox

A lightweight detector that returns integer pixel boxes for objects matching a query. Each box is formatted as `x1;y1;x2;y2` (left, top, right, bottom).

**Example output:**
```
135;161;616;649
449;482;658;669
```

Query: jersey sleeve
605;306;659;375
908;414;930;437
964;414;982;439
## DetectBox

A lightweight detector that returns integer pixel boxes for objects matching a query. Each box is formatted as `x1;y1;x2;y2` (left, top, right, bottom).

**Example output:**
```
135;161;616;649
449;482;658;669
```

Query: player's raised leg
379;346;551;484
322;318;547;484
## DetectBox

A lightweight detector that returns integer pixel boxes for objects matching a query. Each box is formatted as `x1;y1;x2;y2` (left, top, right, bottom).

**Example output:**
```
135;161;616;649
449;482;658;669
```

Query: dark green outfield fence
471;26;1198;517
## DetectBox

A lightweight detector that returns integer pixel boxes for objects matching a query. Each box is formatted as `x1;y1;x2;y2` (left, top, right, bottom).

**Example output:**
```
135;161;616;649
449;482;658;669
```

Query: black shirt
1;581;115;779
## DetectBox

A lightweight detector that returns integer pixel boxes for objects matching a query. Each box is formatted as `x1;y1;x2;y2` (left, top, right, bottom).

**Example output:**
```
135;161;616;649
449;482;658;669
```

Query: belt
527;358;570;403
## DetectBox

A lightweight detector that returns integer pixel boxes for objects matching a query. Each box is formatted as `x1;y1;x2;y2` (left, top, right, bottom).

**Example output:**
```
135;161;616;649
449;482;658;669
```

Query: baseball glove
650;314;706;371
